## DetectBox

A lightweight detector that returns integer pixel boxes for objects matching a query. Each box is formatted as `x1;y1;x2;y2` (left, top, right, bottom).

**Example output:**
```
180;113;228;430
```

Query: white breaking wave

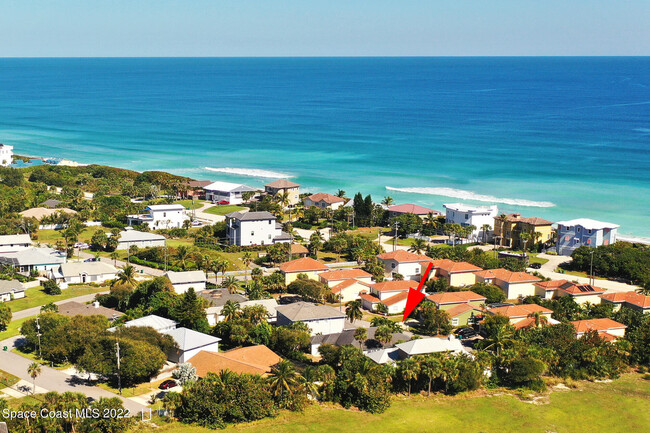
385;186;555;208
203;167;293;179
617;234;650;245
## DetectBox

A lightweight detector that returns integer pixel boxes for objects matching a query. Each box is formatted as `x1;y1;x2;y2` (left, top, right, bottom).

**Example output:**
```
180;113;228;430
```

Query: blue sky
1;0;648;56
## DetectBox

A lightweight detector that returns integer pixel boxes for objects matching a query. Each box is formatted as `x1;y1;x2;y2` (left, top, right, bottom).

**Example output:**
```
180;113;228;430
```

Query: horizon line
1;55;649;59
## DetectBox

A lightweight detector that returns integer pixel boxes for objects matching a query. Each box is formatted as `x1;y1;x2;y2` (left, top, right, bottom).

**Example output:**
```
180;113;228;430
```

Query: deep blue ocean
0;58;649;237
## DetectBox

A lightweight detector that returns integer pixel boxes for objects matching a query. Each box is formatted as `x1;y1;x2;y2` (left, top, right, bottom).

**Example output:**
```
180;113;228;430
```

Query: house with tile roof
359;280;419;314
493;213;554;250
330;279;373;304
474;268;542;299
377;250;431;280
430;259;482;287
387;204;440;219
553;280;605;305
278;257;330;284
303;193;346;210
425;291;487;326
190;345;282;377
445;303;485;327
318;269;373;287
533;280;566;299
487;304;557;329
571;318;627;341
264;179;301;206
601;291;650;314
276;301;347;335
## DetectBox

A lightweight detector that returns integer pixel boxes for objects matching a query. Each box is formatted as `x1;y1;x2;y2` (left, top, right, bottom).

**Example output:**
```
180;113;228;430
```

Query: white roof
0;247;66;266
166;270;207;285
365;348;401;364
117;230;166;242
396;336;468;356
0;234;32;245
60;261;118;277
204;181;257;193
163;327;221;351
122;315;178;331
146;204;186;211
555;218;619;230
444;203;498;213
207;298;279;319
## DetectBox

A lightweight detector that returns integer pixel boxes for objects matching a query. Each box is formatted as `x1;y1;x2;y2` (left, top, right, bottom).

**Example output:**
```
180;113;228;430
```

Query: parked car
455;327;477;339
530;262;542;269
217;200;230;205
74;242;90;250
159;379;177;390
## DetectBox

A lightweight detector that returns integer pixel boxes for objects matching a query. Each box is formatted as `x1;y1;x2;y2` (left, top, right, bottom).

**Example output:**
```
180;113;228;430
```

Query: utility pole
36;317;42;359
589;249;594;286
393;222;399;252
115;340;122;395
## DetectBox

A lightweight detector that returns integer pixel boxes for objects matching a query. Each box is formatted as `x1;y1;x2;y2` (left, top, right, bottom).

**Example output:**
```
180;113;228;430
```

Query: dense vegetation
571;243;650;290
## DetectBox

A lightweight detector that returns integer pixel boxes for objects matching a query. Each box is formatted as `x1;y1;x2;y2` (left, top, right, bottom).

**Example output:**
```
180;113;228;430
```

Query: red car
217;200;230;205
159;379;177;390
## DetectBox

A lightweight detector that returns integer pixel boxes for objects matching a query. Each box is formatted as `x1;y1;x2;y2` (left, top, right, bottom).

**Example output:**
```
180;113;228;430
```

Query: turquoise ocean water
0;58;649;237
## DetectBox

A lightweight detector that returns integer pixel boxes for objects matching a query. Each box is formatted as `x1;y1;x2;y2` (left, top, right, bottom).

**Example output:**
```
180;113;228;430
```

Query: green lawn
386;237;418;247
204;205;247;215
0;369;20;388
0;316;29;341
132;374;650;433
175;199;206;210
7;285;107;313
98;378;167;398
34;228;110;246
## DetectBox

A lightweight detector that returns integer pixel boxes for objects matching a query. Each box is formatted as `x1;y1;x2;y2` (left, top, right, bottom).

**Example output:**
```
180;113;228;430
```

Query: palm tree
375;302;389;315
419;355;442;396
251;267;263;281
374;325;393;348
381;196;394;207
110;251;119;266
175;246;191;269
28;362;41;395
527;311;549;328
114;265;137;287
496;214;509;246
214;258;229;284
275;191;290;212
481;224;491;244
221;275;240;294
242;252;253;282
336;189;346;198
221;300;240;322
399;357;420;395
267;360;303;409
533;231;543;247
519;232;532;253
636;281;650;296
345;300;363;323
408;238;427;255
354;327;367;346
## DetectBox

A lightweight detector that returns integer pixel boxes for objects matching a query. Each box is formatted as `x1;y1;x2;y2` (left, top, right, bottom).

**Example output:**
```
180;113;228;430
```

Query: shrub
43;279;61;295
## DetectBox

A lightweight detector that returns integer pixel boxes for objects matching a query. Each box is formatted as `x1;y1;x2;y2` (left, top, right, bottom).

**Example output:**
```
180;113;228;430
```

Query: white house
52;262;118;286
359;280;418;314
555;218;619;256
206;298;279;326
226;211;292;246
276;302;346;336
444;203;498;242
303;193;346;210
0;144;13;166
0;234;32;253
367;336;469;364
163;327;221;363
127;204;189;229
0;247;67;275
0;280;26;302
376;250;430;280
109;314;178;333
204;181;257;205
166;270;207;294
115;228;166;250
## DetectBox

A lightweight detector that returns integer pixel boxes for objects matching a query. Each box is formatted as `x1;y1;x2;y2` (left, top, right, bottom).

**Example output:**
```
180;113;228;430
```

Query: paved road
12;291;108;321
0;335;147;414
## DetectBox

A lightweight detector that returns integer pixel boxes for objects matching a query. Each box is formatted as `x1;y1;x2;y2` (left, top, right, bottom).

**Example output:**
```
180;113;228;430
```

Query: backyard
204;205;247;216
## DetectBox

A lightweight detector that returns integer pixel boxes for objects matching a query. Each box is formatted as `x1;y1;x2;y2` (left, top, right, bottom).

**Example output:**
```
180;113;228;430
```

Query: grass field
0;316;29;340
0;369;20;388
34;228;110;245
133;374;650;433
7;285;107;312
204;205;247;215
174;199;205;210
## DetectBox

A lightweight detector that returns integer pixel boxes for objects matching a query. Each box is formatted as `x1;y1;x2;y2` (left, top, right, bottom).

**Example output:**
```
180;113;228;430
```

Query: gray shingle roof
226;211;276;221
163;327;221;351
276;302;346;322
0;247;66;266
0;279;24;296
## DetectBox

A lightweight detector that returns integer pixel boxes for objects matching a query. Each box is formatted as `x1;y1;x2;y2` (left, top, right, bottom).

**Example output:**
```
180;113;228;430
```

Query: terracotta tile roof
290;244;309;255
431;259;482;273
426;291;487;305
571;318;627;334
601;291;650;308
265;179;300;188
534;279;571;289
474;268;541;283
599;332;619;342
279;257;329;273
557;281;605;295
318;268;372;281
360;293;380;303
377;250;430;263
190;345;283;377
499;213;553;226
445;303;482;318
330;278;372;294
387;204;439;215
371;280;418;292
488;304;552;318
381;291;409;306
305;193;345;204
512;316;552;330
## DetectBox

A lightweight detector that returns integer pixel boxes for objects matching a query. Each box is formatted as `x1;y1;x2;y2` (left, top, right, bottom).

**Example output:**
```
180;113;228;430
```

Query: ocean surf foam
385;187;555;208
204;167;292;179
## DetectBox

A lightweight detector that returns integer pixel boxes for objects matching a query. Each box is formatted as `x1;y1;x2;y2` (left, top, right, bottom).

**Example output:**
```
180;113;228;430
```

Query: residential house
493;213;554;249
127;204;189;229
190;345;282;377
182;180;212;199
571;318;627;341
166;270;207;295
0;247;67;275
426;291;487;326
474;268;541;299
204;181;257;205
330;279;373;304
41;199;63;209
486;304;557;330
555;218;619;256
533;280;566;299
445;303;486;327
0;280;25;302
278;257;329;285
290;243;309;258
264;179;301;207
310;326;411;356
198;288;247;307
554;280;605;305
0;234;32;253
430;259;482;287
206;298;279;326
601;291;650;314
303;193;346;210
57;301;123;321
51;262;118;287
225;211;291;246
359;280;418;314
444;203;498;242
163;327;221;363
387;204;440;219
115;228;166;250
318;269;373;287
0;143;13;166
19;207;77;229
367;336;469;364
275;301;347;336
377;250;431;280
110;315;177;333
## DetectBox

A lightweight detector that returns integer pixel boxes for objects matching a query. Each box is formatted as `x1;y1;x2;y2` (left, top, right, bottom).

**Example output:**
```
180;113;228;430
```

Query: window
577;227;581;233
268;234;272;239
391;263;396;269
451;318;459;326
163;212;167;218
251;231;255;236
588;229;592;234
269;220;272;224
465;214;469;220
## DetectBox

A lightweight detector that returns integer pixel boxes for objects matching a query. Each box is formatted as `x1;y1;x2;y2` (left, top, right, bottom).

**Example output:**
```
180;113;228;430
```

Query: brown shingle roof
57;301;123;320
279;257;329;273
265;179;300;188
305;193;345;204
290;244;309;255
190;345;283;377
498;213;553;226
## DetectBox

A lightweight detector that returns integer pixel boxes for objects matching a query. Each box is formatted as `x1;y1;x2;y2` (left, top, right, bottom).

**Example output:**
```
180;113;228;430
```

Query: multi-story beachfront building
443;203;498;242
0;144;13;166
225;211;292;246
555;218;618;256
264;179;301;207
127;204;189;229
493;213;554;249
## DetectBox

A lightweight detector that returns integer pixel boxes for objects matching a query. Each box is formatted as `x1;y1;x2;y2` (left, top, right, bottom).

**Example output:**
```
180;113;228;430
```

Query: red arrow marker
402;262;433;322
